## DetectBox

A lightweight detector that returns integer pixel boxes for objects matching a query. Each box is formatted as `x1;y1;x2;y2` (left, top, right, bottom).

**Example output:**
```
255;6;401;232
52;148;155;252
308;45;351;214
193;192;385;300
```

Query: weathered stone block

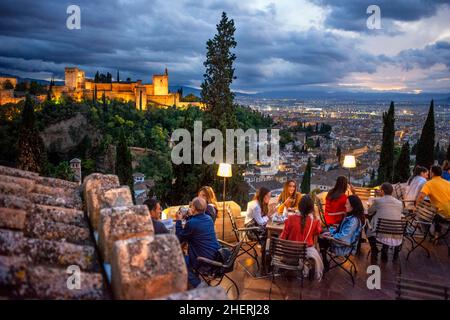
0;207;27;230
0;230;25;255
0;174;35;193
99;205;154;263
83;173;120;229
111;234;187;300
0;182;25;196
33;204;87;228
0;194;32;211
0;165;38;180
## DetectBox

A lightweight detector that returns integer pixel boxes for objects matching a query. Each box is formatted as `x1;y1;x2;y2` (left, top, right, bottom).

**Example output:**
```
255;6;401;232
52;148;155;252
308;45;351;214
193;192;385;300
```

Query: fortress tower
152;68;169;96
65;67;85;90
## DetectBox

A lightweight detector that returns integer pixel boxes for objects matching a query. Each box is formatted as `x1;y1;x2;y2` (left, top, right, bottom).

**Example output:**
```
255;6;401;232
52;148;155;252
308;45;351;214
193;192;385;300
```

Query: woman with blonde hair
198;186;218;222
277;179;302;215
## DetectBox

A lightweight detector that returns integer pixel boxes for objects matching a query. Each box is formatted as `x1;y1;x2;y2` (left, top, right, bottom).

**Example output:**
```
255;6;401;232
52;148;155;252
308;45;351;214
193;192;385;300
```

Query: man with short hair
416;166;450;219
367;182;403;262
143;198;169;235
175;197;220;288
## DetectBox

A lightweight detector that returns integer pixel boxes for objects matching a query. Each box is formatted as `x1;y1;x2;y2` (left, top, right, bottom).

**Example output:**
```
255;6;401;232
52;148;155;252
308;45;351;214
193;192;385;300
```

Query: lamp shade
343;155;356;169
217;163;232;177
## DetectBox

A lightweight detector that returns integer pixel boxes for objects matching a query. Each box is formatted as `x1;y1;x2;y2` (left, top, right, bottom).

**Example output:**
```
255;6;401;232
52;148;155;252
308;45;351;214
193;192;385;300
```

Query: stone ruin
0;165;228;300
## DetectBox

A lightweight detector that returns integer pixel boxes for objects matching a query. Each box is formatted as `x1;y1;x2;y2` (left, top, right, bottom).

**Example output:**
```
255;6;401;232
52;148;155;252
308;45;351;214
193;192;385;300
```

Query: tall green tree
300;158;312;194
377;101;395;183
416;100;435;169
201;11;237;132
393;141;410;183
447;143;450;161
115;129;134;200
336;145;342;164
16;95;47;174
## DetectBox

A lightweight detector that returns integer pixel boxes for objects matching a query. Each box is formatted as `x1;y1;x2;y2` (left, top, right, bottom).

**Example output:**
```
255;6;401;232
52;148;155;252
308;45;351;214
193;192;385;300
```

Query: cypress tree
115;129;134;200
393;141;410;183
17;95;47;174
377;101;395;183
300;158;312;194
447;143;450;161
201;11;238;132
117;70;120;83
336;145;342;164
416;100;435;169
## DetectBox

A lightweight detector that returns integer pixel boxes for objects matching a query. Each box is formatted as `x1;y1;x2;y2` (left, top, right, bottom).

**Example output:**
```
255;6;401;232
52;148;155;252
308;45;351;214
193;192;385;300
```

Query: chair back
415;200;438;223
315;198;329;228
375;218;407;237
269;237;307;268
222;240;243;272
396;277;449;300
393;184;406;201
353;187;376;202
225;205;240;241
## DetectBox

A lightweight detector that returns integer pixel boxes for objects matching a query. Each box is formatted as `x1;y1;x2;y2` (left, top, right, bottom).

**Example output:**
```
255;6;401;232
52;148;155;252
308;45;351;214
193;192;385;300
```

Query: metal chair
405;200;437;260
396;276;449;300
393;183;416;219
195;239;242;298
268;237;309;300
315;198;330;229
225;205;262;271
367;217;409;260
322;231;361;287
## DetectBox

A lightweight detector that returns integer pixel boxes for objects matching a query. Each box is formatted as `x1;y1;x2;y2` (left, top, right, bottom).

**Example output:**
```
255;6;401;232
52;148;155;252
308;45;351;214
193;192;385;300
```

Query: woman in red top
324;176;355;226
280;195;322;247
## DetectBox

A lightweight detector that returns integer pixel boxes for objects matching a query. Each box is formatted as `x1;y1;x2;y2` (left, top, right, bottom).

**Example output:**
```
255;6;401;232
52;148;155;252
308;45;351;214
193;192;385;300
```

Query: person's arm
415;192;427;207
251;203;268;226
332;218;359;245
368;199;378;216
176;220;194;243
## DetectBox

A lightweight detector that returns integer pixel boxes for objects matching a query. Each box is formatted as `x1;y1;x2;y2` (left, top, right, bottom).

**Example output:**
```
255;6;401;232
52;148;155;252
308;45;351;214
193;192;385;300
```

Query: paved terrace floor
219;239;450;300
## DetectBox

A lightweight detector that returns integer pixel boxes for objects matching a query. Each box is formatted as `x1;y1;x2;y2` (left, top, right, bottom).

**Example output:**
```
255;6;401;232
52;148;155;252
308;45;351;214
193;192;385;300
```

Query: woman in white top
245;187;273;226
405;166;428;209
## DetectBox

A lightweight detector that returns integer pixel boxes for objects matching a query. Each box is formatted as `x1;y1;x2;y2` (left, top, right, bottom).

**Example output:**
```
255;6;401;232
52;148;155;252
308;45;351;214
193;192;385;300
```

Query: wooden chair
196;239;242;298
315;198;330;229
268;237;309;300
405;200;437;260
396;276;449;300
367;217;409;260
353;187;376;202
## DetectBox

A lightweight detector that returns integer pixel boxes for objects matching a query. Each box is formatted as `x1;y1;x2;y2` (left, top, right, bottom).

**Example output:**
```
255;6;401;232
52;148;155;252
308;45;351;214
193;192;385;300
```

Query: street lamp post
343;155;356;184
217;163;232;241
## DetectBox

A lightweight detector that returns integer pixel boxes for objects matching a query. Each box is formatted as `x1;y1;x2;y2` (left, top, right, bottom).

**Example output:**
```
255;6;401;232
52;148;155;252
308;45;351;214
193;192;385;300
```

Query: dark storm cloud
0;0;448;92
396;41;450;70
310;0;450;32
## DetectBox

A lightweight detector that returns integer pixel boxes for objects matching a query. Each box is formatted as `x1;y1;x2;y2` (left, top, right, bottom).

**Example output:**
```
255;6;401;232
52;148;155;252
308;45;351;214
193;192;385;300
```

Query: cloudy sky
1;0;449;94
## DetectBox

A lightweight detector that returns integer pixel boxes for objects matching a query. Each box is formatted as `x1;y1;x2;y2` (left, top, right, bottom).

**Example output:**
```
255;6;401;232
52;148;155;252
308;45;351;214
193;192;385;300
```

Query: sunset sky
1;0;449;94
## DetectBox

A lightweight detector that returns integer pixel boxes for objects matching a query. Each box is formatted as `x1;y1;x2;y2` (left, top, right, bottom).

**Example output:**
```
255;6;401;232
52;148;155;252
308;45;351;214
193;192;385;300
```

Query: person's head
345;195;365;225
298;194;314;232
198;186;218;207
327;176;348;200
443;160;450;172
409;165;429;184
254;187;271;215
380;182;393;196
430;165;443;178
280;179;297;200
190;197;207;215
144;198;161;220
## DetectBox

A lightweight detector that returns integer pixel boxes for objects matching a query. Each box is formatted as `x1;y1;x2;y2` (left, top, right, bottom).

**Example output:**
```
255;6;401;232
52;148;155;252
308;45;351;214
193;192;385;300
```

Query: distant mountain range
2;73;448;103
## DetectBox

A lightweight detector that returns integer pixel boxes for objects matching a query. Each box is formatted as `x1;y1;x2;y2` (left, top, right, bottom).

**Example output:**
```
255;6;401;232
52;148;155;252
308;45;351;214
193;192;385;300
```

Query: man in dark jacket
175;197;220;288
144;198;169;235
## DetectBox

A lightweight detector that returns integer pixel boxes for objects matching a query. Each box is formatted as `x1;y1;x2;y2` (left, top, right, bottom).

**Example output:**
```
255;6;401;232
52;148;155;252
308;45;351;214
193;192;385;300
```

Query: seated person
324;176;355;226
404;166;428;210
280;195;321;246
319;195;365;270
144;198;169;235
416;165;450;237
198;186;219;222
280;195;324;280
175;197;220;288
442;161;450;182
367;183;403;262
277;179;302;215
245;187;275;242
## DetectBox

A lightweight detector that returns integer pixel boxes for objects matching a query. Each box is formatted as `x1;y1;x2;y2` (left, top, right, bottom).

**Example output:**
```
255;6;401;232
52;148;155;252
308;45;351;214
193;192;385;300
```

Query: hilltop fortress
0;67;203;109
52;67;203;109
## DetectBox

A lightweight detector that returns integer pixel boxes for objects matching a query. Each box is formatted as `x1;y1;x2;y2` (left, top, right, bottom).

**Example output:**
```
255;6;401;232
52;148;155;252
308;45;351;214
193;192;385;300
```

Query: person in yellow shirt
416;165;450;218
277;179;302;215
